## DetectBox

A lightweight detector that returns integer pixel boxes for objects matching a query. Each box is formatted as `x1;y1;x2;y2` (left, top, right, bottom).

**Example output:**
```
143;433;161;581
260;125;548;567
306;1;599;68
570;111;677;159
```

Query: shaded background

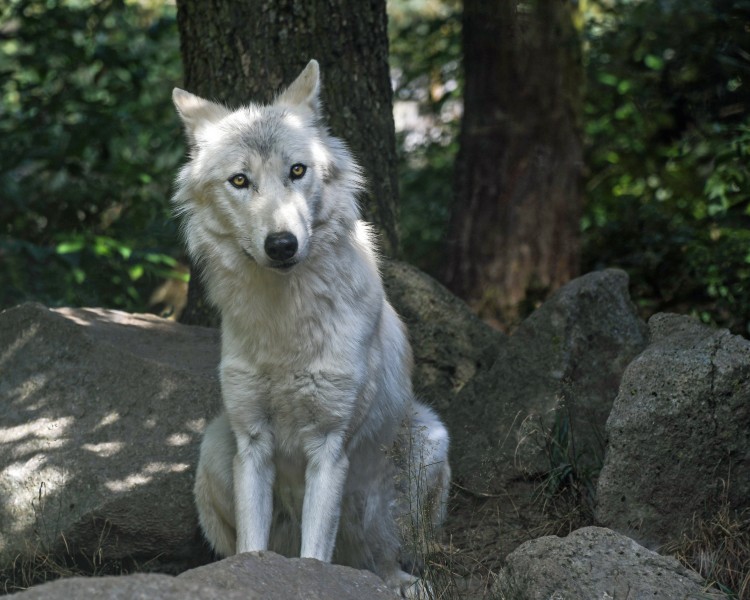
1;0;749;335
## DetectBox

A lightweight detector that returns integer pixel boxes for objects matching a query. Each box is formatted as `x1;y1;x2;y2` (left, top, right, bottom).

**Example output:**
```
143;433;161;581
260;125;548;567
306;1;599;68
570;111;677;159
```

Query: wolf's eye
289;163;307;180
229;174;249;189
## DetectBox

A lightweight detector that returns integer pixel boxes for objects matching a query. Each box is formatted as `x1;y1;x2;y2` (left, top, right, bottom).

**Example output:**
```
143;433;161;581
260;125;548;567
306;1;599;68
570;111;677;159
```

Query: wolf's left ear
173;88;230;146
275;60;321;116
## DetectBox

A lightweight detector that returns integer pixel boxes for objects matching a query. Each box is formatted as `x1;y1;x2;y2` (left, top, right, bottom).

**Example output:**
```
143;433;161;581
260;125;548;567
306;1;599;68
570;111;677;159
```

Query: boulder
447;269;649;494
596;313;750;547
178;551;398;598
0;264;499;575
11;574;237;600
381;260;503;414
0;303;222;572
493;526;725;599
13;551;398;599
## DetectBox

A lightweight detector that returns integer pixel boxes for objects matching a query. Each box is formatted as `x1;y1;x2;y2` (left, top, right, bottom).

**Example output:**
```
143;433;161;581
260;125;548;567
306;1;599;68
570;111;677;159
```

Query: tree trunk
174;0;399;326
443;0;583;329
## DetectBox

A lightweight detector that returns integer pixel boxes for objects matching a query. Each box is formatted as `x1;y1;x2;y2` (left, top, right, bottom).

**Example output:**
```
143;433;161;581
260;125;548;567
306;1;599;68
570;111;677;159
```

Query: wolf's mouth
271;260;298;272
241;246;298;272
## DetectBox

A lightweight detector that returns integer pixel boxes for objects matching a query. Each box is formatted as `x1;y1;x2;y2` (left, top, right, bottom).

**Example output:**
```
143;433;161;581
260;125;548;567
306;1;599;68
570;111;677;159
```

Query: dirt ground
430;479;592;599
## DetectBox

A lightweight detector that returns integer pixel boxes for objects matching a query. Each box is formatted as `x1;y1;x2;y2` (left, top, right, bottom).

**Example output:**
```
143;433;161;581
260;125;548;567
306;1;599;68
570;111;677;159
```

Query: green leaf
128;264;144;281
118;245;133;260
56;241;85;255
644;54;664;70
597;72;619;86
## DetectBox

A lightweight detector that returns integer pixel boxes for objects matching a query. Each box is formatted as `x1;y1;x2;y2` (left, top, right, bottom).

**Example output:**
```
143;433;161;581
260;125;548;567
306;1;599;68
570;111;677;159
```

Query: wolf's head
172;60;363;275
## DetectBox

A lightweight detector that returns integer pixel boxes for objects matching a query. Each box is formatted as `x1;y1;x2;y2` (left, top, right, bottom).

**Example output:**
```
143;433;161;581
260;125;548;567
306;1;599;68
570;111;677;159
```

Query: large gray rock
447;269;649;494
0;303;221;572
596;313;750;547
178;551;398;598
493;526;725;600
13;552;398;599
0;264;498;575
382;260;503;414
11;574;238;600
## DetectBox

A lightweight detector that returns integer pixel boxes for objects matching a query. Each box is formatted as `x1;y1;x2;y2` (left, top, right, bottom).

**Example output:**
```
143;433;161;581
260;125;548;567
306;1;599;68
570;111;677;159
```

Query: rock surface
13;551;398;599
178;552;398;598
382;260;503;414
0;303;222;572
12;574;237;600
596;313;750;547
447;269;649;494
493;526;726;600
0;264;499;576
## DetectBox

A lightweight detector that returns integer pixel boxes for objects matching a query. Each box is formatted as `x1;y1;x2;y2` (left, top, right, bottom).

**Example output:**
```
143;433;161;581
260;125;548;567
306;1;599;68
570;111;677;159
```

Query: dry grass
418;407;605;599
665;499;750;599
415;496;504;600
0;529;156;596
0;537;129;595
0;485;135;595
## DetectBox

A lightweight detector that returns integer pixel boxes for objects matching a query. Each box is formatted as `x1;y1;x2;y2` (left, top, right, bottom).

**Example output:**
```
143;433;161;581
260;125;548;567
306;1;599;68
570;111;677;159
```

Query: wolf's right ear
173;88;230;146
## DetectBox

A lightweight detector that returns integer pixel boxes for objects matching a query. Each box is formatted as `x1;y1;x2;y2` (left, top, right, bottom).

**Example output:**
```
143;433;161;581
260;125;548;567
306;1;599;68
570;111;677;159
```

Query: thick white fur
172;60;450;595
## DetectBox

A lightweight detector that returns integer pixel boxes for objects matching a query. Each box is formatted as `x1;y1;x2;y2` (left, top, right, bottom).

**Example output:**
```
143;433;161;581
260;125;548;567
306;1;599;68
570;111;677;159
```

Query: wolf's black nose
264;232;298;261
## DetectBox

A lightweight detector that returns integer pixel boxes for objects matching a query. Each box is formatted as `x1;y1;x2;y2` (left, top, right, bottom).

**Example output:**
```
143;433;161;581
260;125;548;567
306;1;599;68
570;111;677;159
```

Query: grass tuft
0;485;135;595
664;487;750;599
523;406;602;537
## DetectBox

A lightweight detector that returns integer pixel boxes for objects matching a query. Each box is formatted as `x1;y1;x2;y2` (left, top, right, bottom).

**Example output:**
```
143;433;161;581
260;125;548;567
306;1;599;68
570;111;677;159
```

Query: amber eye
289;163;307;180
229;173;249;189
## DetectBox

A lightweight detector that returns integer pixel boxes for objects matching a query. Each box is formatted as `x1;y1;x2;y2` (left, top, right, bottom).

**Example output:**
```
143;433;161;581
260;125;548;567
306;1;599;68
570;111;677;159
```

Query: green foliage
0;0;184;311
3;0;748;335
583;0;750;334
389;0;462;276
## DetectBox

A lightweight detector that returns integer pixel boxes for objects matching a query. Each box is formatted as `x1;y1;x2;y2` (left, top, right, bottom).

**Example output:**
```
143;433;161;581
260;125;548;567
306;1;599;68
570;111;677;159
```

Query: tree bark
443;0;584;329
174;0;399;326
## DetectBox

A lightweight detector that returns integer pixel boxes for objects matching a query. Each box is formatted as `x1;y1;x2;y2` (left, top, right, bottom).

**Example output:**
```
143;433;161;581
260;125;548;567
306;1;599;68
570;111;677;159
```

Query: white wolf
171;60;450;595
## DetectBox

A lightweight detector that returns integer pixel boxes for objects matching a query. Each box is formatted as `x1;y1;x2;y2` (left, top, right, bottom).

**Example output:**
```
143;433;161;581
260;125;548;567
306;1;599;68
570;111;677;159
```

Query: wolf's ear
274;60;321;116
172;88;230;145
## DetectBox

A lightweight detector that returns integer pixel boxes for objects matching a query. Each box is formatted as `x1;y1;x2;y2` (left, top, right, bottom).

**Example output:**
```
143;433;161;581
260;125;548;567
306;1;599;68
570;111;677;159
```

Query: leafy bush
389;0;462;277
3;0;748;337
583;0;750;334
0;0;184;311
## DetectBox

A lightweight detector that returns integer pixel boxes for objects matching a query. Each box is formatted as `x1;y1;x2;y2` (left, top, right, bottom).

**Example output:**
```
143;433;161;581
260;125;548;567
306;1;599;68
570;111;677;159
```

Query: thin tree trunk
175;0;399;326
443;0;583;329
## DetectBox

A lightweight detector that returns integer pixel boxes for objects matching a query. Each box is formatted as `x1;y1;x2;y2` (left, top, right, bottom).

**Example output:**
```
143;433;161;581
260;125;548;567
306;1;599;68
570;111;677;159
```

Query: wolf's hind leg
408;401;451;530
397;401;451;579
194;412;237;556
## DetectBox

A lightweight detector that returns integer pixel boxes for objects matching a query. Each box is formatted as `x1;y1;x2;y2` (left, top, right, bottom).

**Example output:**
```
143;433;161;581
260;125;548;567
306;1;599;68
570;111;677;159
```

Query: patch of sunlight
0;322;39;371
104;461;190;493
5;373;48;407
0;416;74;444
104;473;153;493
81;441;125;457
14;438;68;455
1;459;68;536
93;411;120;430
166;432;192;446
143;462;190;474
185;418;206;433
54;308;94;327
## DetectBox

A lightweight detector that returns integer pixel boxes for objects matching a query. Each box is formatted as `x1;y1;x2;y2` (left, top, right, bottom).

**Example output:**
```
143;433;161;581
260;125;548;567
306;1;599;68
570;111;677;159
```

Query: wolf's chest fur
218;259;384;454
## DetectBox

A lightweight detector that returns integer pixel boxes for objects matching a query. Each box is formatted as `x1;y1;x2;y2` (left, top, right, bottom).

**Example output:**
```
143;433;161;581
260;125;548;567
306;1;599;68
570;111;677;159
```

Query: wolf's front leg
233;430;275;553
300;433;349;561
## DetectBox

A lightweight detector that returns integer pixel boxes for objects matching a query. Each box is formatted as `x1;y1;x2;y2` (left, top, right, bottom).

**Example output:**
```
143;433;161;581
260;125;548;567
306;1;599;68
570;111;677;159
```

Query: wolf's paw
389;569;432;599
